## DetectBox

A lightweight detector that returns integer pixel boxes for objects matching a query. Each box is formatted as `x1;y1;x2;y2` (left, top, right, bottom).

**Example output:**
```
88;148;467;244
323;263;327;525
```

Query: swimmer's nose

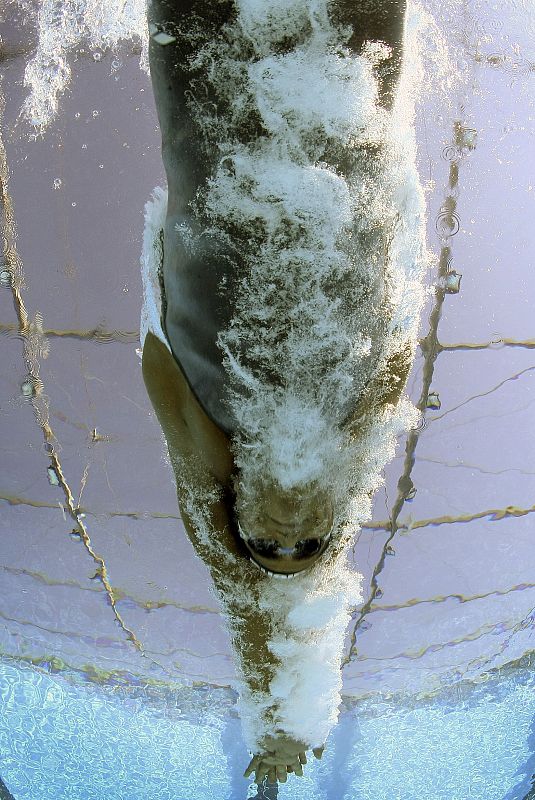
267;518;302;547
263;514;333;553
266;507;332;544
269;527;302;548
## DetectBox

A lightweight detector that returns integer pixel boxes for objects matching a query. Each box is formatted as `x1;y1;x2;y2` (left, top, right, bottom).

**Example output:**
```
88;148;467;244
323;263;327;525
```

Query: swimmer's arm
143;333;317;779
142;331;233;487
178;494;319;784
373;346;413;410
142;336;274;691
349;345;413;433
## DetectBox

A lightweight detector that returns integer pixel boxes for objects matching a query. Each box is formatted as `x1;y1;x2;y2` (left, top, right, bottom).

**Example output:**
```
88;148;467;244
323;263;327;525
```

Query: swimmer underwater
141;0;427;785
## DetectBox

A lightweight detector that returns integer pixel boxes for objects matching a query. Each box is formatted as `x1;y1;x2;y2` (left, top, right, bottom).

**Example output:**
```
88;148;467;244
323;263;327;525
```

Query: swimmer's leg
329;0;407;108
147;0;235;213
147;0;240;411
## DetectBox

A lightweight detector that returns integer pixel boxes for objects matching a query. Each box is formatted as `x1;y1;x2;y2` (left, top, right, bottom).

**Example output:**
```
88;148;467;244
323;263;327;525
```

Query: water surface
0;1;534;798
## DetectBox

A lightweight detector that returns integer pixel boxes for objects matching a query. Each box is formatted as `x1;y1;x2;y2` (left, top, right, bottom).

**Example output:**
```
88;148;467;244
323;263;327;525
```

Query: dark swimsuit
147;0;406;436
149;0;240;434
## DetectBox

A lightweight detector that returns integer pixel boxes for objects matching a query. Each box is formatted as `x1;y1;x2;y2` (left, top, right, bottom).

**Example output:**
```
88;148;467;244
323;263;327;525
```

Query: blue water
1;659;533;800
1;2;535;799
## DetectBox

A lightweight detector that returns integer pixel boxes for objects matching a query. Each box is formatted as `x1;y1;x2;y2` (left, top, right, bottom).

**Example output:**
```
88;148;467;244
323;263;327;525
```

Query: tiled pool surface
0;1;534;798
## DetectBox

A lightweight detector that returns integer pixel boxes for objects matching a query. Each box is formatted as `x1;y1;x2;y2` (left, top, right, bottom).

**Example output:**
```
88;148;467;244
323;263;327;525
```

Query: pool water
0;0;534;798
0;659;533;799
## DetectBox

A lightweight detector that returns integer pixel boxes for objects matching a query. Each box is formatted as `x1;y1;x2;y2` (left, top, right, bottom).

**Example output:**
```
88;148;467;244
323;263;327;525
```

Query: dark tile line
343;119;475;667
0;322;140;343
0;87;163;670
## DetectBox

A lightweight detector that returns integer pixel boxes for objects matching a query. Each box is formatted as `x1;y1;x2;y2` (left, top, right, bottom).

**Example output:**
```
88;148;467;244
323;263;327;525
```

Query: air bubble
412;414;427;432
21;379;35;398
444;271;462;294
152;31;176;46
47;466;60;486
426;391;441;411
0;269;12;287
435;209;460;238
441;144;461;162
484;17;504;34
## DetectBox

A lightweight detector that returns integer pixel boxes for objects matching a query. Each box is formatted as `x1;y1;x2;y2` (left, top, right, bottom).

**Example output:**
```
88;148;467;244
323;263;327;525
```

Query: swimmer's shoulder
142;331;234;488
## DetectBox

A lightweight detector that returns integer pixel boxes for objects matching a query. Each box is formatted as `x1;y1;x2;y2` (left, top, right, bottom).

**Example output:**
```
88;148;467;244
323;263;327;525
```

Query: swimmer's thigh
147;0;235;212
329;0;407;106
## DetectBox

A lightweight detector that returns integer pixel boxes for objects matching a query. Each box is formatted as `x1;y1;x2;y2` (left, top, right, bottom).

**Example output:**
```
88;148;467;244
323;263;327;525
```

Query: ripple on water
482;51;532;75
435;208;461;239
441;143;462;162
412;413;428;433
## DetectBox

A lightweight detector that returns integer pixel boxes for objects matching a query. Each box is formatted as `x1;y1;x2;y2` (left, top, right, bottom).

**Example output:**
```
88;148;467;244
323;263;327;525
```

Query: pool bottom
0;657;533;800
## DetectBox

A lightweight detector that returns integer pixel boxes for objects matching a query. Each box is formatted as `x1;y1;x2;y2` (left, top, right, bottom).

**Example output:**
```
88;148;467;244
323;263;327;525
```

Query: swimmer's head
233;479;334;576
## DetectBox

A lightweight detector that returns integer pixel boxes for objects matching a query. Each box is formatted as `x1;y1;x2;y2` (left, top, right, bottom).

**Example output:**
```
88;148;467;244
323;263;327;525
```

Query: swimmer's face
234;480;334;576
